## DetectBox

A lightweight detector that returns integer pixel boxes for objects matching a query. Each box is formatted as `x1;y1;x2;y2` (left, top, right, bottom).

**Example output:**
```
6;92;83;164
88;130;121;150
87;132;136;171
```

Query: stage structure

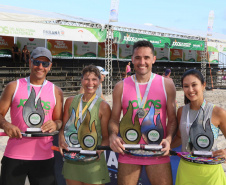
1;5;226;95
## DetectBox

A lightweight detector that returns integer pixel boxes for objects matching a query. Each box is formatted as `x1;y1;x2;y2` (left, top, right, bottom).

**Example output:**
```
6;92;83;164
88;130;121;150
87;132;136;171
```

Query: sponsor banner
114;31;205;51
98;42;117;58
170;49;183;61
113;31;169;48
169;38;204;51
74;42;97;57
183;50;197;62
207;42;226;52
118;44;133;59
17;37;45;53
109;0;120;22
0;20;107;42
209;51;219;63
47;39;72;57
155;48;169;61
0;35;14;55
196;50;203;62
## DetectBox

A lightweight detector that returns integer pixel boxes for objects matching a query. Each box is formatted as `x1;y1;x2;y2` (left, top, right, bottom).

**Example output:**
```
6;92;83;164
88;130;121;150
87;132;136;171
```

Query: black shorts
0;156;56;185
127;72;131;76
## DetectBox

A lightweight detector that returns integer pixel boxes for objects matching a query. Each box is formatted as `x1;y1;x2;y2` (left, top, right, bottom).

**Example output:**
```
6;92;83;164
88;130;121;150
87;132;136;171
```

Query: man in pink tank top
0;47;63;185
109;40;177;185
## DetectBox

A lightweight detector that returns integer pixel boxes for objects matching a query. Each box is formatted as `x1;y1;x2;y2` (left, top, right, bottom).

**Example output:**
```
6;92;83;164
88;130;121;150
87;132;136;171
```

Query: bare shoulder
100;100;111;111
164;77;175;89
213;106;226;118
54;85;63;96
65;96;74;105
1;81;17;97
114;80;123;90
177;106;183;116
113;80;123;95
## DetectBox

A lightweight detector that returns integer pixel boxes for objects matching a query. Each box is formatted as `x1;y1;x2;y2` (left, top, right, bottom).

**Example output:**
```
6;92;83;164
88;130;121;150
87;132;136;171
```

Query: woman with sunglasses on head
59;65;111;185
0;47;63;185
171;69;226;185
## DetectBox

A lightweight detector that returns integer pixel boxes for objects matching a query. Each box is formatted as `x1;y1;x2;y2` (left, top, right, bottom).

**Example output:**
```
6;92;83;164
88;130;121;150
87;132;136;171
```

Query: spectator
22;45;30;64
11;44;21;63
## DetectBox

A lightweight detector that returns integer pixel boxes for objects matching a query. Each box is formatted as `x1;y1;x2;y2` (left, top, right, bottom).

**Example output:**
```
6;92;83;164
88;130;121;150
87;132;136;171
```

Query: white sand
0;89;226;184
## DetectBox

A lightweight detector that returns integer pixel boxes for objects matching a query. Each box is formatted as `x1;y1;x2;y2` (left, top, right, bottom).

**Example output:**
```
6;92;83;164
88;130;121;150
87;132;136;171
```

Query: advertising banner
170;49;183;61
196;50;203;62
109;0;120;22
208;51;219;63
0;20;107;42
183;50;197;62
114;31;169;48
98;42;117;58
118;44;133;59
208;42;226;52
74;42;97;58
47;39;72;57
155;48;169;61
0;35;14;55
17;37;45;53
169;38;204;51
114;31;205;51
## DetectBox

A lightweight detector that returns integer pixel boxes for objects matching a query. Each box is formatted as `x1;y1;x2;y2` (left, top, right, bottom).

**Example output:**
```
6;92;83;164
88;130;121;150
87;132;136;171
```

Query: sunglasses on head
32;59;51;68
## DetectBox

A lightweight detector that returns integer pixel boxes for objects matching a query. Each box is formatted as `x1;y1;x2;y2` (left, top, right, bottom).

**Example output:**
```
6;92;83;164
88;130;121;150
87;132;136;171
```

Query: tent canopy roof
0;4;226;42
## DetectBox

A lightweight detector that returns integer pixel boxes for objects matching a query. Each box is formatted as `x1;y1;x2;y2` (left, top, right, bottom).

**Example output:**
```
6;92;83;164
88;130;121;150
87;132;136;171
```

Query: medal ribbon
186;99;206;135
134;73;155;109
27;77;46;105
75;93;98;128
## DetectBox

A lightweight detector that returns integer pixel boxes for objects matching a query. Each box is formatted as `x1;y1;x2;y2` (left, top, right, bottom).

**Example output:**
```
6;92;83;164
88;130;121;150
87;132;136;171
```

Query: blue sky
1;0;226;35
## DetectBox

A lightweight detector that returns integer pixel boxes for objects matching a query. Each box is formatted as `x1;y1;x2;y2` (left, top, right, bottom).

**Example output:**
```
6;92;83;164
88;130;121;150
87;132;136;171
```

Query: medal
134;73;155;118
137;108;146;118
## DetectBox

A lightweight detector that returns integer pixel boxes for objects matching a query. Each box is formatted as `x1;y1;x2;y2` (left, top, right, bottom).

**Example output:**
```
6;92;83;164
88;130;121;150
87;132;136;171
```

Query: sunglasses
32;60;51;68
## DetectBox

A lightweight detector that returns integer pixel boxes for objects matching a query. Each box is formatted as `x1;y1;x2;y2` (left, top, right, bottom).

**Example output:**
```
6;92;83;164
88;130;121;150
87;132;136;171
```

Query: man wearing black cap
0;47;63;185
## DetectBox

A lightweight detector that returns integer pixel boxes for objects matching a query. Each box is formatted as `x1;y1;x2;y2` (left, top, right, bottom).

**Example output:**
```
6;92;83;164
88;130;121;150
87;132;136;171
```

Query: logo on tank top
128;99;162;110
17;99;51;110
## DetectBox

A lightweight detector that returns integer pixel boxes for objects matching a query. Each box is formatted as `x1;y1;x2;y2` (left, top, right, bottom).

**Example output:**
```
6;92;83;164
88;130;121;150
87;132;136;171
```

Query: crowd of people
0;40;225;185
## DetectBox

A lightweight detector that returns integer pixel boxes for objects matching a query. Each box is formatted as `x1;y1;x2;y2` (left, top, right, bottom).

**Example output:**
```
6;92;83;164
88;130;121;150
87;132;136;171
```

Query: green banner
113;31;205;51
169;38;204;51
113;31;169;48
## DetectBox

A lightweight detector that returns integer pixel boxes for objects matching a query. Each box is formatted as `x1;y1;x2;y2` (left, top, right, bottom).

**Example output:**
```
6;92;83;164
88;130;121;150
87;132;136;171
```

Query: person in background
108;40;177;185
59;65;111;185
0;47;63;185
22;45;30;64
171;69;226;185
121;72;127;80
125;62;131;77
11;44;21;63
79;66;109;100
163;69;172;79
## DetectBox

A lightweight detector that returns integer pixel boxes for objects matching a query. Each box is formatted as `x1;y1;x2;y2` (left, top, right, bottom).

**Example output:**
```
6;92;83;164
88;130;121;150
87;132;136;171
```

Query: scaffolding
201;39;208;81
104;24;113;95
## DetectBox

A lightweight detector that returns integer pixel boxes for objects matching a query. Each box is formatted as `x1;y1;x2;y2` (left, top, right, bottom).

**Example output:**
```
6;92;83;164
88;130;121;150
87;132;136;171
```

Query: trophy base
123;144;141;150
192;151;213;157
26;128;42;133
144;144;162;151
80;150;97;156
67;147;82;152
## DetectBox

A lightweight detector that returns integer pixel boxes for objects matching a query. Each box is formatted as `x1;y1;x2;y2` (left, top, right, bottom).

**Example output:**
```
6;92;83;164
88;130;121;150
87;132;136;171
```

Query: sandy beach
0;89;226;184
